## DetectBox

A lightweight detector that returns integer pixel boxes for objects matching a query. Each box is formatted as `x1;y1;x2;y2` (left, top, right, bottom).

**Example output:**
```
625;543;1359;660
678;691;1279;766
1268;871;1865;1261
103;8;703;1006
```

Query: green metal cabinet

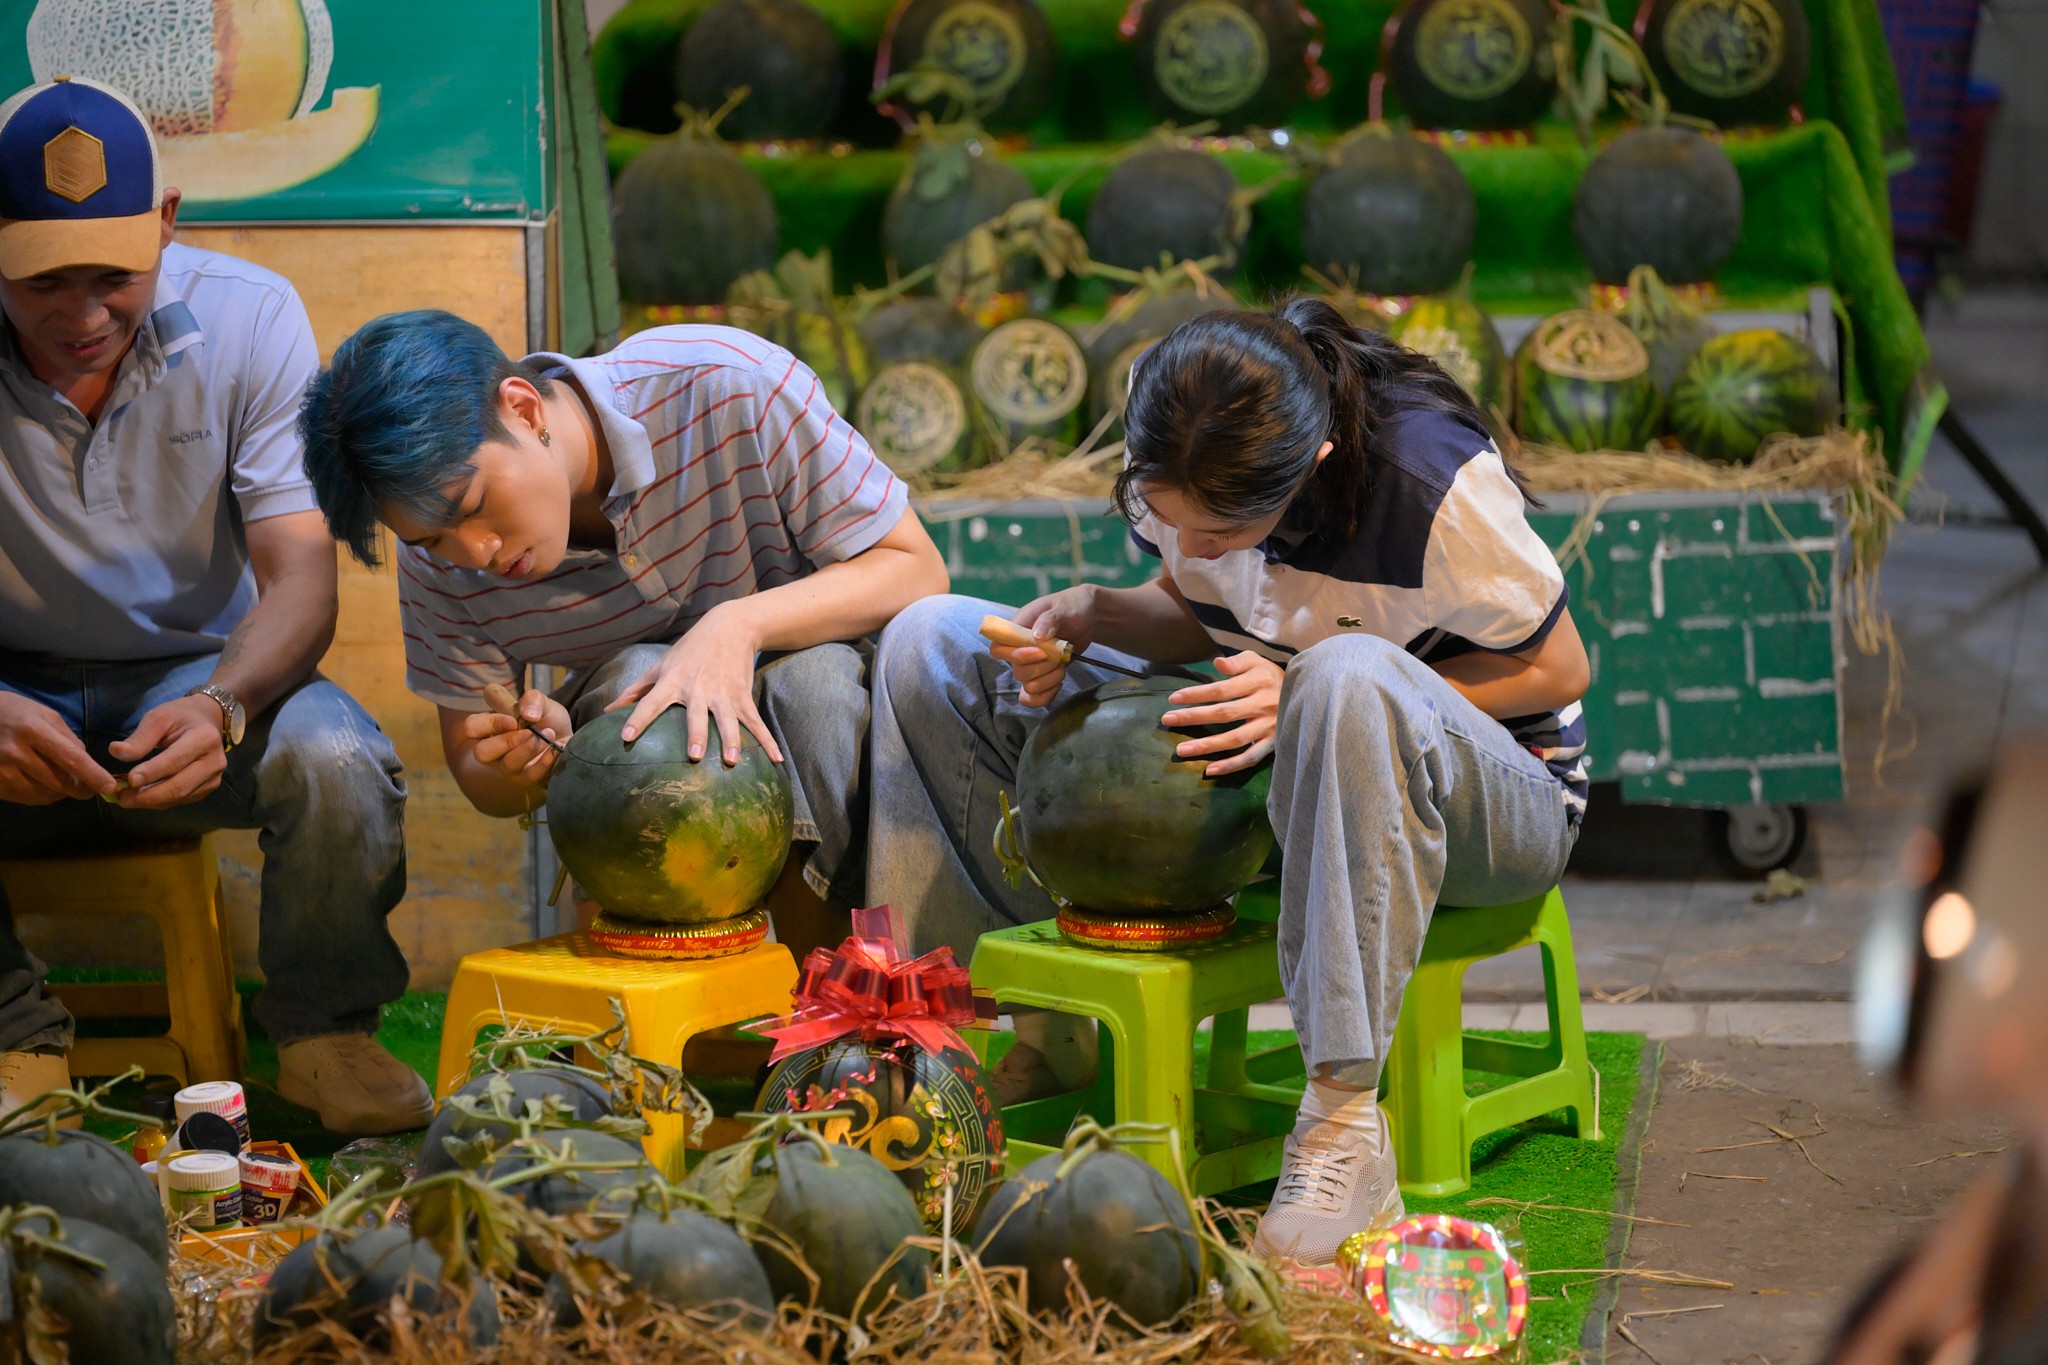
917;488;1845;812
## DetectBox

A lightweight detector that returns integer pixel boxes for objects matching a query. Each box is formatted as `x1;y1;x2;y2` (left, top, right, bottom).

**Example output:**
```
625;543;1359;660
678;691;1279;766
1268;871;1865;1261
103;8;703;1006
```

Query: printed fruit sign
0;0;553;219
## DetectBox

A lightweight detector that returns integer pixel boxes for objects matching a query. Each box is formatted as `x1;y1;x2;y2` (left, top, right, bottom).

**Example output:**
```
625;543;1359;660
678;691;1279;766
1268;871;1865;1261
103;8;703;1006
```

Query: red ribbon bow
759;905;996;1063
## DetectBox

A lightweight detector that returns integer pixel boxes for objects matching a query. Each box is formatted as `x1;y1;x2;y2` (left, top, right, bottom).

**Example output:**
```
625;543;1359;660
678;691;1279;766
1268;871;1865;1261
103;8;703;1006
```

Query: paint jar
130;1094;175;1165
174;1081;249;1149
165;1152;243;1230
238;1152;301;1225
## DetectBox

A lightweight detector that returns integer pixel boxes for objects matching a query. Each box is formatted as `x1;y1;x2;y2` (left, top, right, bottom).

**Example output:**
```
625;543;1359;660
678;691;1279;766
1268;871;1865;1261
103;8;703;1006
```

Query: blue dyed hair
299;309;554;566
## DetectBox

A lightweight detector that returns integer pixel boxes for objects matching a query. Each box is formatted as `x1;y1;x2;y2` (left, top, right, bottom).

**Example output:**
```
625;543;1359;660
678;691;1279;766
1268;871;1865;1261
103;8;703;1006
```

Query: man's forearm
727;541;947;652
1093;580;1215;663
207;569;337;717
449;747;547;819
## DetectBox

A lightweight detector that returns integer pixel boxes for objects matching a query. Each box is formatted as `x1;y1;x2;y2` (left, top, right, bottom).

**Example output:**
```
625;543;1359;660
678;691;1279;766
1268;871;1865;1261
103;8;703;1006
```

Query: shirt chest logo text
167;428;212;445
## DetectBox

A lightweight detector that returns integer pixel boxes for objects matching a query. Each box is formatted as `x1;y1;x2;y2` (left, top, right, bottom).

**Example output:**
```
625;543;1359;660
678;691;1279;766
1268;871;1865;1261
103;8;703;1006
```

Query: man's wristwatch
187;684;247;751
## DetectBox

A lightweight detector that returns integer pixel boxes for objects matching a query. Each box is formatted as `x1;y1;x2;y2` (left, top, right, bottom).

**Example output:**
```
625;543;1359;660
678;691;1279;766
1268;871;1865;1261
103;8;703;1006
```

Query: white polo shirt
0;242;320;662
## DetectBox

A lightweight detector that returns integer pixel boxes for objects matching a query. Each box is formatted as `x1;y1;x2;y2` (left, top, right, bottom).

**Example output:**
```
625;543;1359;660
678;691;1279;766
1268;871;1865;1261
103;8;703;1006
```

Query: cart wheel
1717;803;1806;873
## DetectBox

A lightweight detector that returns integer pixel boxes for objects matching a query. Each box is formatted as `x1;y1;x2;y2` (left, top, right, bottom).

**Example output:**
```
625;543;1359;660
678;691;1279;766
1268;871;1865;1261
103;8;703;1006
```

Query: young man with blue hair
0;77;428;1133
299;310;947;948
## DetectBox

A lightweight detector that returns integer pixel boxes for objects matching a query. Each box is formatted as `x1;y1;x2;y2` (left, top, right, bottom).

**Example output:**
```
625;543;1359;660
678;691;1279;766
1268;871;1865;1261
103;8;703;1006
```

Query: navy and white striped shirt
397;326;908;707
1131;406;1589;822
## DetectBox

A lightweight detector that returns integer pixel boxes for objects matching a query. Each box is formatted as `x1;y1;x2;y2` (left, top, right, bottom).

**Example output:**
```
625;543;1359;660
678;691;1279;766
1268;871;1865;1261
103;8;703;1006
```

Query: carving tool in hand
978;615;1148;679
483;683;568;756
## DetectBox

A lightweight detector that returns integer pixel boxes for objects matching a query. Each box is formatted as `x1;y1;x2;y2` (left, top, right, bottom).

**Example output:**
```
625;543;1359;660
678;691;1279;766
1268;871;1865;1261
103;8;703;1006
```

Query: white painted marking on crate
1757;677;1835;699
1744;622;1757;687
1610;620;1650;637
1608;545;1641;561
1674;686;1742;702
1679;615;1736;631
1616;690;1651;706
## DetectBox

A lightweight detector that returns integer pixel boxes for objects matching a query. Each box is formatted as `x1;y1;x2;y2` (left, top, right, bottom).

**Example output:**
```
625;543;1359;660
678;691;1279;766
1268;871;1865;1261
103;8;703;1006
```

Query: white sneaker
1253;1106;1404;1266
0;1051;76;1128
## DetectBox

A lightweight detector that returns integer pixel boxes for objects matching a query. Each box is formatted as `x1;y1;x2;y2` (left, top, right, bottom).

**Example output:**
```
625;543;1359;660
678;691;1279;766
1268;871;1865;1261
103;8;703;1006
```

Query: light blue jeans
0;653;410;1052
867;594;1577;1085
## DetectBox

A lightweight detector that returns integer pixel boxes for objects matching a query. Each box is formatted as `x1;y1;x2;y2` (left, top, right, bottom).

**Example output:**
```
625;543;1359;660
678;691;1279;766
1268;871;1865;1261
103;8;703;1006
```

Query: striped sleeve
754;355;908;566
1421;450;1567;654
395;547;519;708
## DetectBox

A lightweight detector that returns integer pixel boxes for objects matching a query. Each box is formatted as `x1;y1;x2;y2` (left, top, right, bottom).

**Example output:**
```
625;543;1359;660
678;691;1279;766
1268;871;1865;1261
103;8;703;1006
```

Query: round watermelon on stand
1669;327;1836;462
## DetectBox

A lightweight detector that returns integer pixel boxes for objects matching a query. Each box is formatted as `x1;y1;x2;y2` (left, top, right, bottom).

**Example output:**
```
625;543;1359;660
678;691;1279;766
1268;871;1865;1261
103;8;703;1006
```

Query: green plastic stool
1381;886;1599;1197
967;915;1308;1196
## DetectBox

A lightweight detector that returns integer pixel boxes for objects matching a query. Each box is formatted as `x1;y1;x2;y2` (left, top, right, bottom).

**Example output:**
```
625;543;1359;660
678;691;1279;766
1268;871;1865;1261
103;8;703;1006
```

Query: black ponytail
1115;294;1506;537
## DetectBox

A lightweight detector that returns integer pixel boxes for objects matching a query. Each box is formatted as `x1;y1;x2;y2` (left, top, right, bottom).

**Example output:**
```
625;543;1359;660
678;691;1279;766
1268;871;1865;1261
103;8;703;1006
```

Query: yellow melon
26;0;334;137
158;84;378;203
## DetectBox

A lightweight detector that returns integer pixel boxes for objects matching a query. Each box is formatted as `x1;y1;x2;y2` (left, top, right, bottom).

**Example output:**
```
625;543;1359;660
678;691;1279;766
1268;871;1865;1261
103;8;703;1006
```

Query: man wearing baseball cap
0;76;431;1135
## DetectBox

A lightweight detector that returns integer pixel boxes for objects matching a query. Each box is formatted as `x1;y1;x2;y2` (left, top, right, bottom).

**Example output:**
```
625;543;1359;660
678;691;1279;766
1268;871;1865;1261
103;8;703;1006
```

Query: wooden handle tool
977;615;1147;679
483;683;567;755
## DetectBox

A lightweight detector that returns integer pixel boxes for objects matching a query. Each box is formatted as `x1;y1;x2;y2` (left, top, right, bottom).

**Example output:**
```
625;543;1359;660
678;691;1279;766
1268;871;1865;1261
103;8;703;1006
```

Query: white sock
1013;1010;1098;1087
1300;1077;1384;1138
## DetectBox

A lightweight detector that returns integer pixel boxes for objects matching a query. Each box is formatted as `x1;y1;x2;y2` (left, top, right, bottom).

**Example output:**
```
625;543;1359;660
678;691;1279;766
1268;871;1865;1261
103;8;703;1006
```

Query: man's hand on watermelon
608;601;784;767
464;688;571;783
1160;651;1284;777
0;692;118;805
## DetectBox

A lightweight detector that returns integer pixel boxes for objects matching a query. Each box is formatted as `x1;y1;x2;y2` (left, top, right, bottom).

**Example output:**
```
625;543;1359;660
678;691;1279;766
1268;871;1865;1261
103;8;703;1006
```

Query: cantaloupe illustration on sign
25;0;379;203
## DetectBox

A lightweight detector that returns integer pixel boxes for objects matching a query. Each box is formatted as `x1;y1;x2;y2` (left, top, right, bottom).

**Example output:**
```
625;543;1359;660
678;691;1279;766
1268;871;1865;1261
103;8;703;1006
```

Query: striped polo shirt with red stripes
395;326;909;707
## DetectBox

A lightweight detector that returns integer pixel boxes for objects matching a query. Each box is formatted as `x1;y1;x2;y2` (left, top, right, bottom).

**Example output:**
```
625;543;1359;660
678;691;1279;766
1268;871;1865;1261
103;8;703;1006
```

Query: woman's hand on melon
1161;652;1284;777
609;605;783;766
465;689;571;784
1003;588;1099;708
0;693;117;804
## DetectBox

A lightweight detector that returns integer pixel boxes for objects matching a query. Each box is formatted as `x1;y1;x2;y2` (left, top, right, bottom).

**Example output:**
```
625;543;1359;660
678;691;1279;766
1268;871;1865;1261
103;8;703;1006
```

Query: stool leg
159;855;240;1083
1386;952;1475;1197
1098;974;1199;1186
1207;1009;1251;1090
1535;890;1599;1140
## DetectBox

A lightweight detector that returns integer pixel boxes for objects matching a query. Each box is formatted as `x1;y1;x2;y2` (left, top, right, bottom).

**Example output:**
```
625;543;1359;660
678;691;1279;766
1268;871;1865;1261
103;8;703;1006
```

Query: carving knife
978;615;1148;680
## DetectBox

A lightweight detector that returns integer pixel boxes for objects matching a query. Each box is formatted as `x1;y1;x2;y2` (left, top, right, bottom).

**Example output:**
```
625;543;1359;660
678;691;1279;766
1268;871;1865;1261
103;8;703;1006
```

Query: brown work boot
0;1051;76;1128
276;1034;434;1136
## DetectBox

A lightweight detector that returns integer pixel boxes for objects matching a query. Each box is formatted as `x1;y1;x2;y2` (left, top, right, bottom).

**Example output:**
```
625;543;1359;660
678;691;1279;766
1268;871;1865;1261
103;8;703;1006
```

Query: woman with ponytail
867;297;1591;1265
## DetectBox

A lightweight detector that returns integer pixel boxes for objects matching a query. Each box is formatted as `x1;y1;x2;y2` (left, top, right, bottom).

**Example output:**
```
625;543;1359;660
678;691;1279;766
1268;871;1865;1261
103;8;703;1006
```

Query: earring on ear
539;427;552;447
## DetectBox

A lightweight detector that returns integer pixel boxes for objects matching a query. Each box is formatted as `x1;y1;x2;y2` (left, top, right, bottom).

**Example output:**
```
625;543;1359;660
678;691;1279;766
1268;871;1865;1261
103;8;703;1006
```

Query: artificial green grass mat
73;990;1641;1361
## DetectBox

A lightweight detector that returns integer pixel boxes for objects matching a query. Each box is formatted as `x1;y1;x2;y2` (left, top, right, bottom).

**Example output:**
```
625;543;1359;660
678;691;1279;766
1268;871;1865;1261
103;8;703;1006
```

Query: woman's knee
1282;635;1416;712
876;594;998;689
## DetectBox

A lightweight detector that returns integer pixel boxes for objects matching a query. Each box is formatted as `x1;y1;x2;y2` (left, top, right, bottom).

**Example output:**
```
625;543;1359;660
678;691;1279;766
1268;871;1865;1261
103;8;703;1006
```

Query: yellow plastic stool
435;933;799;1179
0;836;246;1085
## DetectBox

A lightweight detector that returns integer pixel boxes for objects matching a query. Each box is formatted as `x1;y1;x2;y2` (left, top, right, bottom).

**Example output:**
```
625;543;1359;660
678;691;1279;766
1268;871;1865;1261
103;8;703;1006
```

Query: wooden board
176;224;538;990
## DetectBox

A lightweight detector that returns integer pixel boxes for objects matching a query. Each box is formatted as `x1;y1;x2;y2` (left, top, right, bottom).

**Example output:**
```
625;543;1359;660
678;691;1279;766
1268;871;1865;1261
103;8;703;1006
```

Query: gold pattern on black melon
1388;0;1557;131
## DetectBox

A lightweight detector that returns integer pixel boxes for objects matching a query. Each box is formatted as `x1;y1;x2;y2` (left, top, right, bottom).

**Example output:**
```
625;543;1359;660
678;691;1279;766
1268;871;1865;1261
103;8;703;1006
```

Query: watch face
226;699;246;746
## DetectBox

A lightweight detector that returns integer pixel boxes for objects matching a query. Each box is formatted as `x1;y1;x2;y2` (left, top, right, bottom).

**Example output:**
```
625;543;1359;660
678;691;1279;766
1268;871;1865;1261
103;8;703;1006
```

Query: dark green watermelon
755;1034;1004;1232
0;1129;168;1269
1669;327;1836;462
1131;0;1315;133
1512;309;1664;452
880;0;1059;132
1573;125;1744;286
1085;147;1244;275
1620;262;1715;396
969;317;1090;447
485;1130;654;1217
676;0;845;142
856;360;987;476
417;1066;618;1178
1013;677;1273;914
719;1135;933;1324
0;1215;173;1365
1081;285;1239;429
972;1134;1202;1328
1301;128;1475;297
546;708;793;925
1389;288;1509;416
546;1209;775;1328
594;0;708;134
613;131;779;305
859;297;988;367
258;1226;502;1349
883;131;1035;288
1388;0;1558;131
1640;0;1810;127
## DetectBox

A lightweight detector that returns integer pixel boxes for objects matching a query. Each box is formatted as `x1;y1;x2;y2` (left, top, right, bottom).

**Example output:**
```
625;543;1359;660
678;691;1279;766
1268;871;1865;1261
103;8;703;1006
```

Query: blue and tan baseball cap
0;76;162;281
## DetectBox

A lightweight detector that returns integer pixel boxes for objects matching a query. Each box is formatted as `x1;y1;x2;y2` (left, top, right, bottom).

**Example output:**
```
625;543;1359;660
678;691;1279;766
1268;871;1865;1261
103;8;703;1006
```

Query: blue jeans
0;653;410;1051
866;595;1577;1086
